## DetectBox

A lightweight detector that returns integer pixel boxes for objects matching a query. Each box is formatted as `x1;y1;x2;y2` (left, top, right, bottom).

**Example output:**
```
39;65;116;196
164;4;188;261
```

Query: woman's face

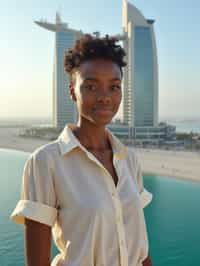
69;58;122;127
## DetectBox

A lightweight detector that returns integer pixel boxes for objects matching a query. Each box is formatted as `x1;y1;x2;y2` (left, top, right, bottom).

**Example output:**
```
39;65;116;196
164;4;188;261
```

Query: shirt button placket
112;191;128;266
104;157;128;266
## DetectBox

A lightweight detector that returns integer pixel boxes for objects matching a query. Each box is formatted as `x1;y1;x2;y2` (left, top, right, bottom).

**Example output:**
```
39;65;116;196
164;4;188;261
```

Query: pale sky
0;0;199;121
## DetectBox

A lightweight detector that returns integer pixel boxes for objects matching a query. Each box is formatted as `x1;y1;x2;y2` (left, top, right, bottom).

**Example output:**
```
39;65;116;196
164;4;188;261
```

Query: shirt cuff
10;200;57;227
140;189;153;208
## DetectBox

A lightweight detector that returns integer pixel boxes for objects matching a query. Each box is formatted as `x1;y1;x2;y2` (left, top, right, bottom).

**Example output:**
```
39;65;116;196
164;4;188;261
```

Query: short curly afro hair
64;34;127;80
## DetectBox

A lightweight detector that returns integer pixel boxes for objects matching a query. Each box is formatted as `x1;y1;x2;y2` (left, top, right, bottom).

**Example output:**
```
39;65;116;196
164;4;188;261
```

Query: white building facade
122;0;159;128
35;14;82;130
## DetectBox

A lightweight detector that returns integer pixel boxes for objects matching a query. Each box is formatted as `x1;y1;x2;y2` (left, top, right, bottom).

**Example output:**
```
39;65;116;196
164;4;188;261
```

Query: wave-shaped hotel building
35;1;176;144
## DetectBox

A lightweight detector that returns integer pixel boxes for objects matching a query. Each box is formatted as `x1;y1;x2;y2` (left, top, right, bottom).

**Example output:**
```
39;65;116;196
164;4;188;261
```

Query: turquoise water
167;120;200;134
1;149;200;266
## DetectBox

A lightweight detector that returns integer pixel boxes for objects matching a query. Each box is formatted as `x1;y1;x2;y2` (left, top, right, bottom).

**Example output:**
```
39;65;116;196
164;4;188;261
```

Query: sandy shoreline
1;127;200;182
136;148;200;183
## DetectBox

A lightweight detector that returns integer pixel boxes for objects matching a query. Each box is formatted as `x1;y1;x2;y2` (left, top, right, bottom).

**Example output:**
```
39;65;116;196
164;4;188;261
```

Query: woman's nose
96;88;111;103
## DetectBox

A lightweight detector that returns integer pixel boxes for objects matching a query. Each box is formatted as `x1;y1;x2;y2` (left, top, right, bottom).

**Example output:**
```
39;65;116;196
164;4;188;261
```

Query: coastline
1;127;200;183
136;148;200;183
0;127;49;153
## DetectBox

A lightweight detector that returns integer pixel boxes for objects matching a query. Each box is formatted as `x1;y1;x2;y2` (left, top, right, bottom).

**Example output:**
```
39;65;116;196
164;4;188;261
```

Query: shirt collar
58;124;128;159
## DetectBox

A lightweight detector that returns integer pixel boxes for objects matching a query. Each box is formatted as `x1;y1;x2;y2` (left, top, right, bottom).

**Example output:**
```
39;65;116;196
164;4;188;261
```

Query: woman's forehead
77;58;122;79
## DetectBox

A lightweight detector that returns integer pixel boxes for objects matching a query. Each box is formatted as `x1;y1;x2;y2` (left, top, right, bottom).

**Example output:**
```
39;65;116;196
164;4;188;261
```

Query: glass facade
54;31;78;129
36;16;82;130
134;26;154;127
122;1;158;130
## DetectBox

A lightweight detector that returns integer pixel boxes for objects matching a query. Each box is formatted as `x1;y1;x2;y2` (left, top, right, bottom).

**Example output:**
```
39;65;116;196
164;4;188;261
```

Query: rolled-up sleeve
10;150;57;227
135;154;153;209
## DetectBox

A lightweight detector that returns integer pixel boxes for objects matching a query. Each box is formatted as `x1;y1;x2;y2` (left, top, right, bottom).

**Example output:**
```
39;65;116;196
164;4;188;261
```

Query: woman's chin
93;116;113;126
81;113;115;127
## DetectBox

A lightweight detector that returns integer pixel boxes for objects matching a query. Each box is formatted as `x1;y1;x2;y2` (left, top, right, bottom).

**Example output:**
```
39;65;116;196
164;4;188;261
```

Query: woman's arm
143;255;152;266
24;218;52;266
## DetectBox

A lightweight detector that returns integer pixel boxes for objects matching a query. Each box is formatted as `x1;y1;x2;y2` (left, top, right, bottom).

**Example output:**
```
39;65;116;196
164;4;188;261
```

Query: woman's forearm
143;255;152;266
25;218;52;266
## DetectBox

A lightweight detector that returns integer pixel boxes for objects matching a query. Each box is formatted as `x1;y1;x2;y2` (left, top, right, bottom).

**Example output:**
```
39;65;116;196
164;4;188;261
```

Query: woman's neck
72;121;110;151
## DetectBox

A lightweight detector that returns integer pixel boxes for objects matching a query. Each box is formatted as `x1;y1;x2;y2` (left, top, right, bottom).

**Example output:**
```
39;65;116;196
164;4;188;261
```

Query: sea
0;117;200;134
165;119;200;134
1;148;200;266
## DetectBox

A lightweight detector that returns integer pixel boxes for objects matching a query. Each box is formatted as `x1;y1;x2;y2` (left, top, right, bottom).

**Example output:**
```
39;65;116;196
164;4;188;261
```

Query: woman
10;34;153;266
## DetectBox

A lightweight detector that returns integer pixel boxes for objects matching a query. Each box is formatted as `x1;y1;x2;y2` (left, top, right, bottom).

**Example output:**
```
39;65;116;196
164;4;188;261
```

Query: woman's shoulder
29;139;61;162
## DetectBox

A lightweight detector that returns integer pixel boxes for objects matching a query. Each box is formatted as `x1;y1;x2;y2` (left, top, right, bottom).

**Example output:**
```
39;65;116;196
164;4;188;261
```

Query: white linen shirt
10;124;153;266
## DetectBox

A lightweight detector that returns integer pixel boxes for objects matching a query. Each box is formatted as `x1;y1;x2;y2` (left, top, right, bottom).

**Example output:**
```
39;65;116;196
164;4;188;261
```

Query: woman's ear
69;82;77;102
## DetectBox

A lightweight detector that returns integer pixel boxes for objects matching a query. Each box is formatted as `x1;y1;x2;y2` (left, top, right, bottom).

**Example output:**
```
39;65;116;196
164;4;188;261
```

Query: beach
0;127;48;154
0;127;199;182
136;148;200;182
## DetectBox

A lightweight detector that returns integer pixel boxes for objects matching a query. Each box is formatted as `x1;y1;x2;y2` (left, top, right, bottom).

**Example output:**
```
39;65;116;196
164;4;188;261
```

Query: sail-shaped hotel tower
35;14;83;129
122;0;158;128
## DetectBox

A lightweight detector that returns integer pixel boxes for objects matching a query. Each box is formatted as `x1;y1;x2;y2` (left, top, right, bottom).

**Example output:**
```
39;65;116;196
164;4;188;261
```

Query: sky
0;0;199;121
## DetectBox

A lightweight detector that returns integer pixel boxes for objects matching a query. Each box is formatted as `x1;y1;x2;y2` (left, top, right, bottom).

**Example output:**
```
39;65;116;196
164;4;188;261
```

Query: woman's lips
93;107;113;115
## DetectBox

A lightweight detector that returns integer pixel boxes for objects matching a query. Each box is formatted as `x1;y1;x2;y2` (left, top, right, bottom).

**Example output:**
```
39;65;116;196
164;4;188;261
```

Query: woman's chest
53;152;141;214
90;150;119;187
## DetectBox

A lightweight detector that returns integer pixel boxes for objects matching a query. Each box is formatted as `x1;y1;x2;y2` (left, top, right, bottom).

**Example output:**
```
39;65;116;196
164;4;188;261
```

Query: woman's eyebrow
110;78;121;82
83;77;121;82
83;77;97;82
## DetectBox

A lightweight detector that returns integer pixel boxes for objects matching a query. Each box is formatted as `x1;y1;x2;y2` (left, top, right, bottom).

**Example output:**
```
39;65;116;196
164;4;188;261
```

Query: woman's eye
111;85;121;91
84;85;97;91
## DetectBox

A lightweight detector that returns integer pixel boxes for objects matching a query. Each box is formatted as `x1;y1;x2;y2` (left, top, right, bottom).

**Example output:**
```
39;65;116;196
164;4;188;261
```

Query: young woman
11;34;153;266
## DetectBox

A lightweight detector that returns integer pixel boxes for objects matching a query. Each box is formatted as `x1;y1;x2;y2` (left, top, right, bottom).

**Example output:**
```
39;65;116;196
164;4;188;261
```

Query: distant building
35;13;83;130
119;1;174;143
122;0;158;128
108;122;176;145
